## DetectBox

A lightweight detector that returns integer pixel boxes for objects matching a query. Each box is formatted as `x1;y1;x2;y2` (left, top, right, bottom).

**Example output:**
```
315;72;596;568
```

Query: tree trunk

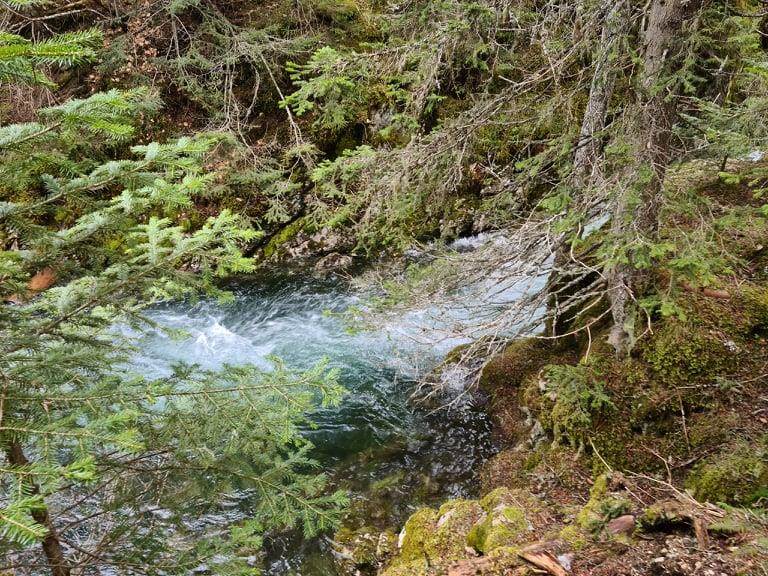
548;0;627;336
607;0;703;356
571;0;627;188
5;442;71;576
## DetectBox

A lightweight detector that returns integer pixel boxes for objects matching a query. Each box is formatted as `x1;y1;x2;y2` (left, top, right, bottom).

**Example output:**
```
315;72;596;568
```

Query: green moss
467;504;527;553
370;470;406;495
466;488;538;553
559;524;590;550
429;500;485;558
395;508;439;564
480;338;572;393
439;195;479;241
384;490;543;573
443;342;472;365
384;500;484;573
685;441;768;505
637;500;691;531
741;285;768;334
575;474;632;534
262;218;306;259
642;321;734;385
484;545;525;570
380;560;430;576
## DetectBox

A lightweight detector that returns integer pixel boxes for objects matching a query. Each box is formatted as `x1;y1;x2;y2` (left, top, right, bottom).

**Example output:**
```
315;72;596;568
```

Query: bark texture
5;441;71;576
571;0;627;188
548;0;627;336
607;0;703;355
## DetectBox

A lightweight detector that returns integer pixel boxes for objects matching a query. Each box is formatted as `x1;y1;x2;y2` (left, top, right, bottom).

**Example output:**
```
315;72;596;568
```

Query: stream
131;264;501;574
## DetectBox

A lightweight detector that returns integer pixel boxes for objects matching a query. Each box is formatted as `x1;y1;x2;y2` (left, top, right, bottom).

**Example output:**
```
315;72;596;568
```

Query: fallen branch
518;549;568;576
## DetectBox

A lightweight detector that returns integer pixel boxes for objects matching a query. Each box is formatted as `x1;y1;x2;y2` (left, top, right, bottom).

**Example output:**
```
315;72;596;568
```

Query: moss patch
395;508;439;565
479;338;574;393
741;284;768;334
686;441;768;506
575;474;632;534
382;489;544;574
641;320;736;386
262;218;307;260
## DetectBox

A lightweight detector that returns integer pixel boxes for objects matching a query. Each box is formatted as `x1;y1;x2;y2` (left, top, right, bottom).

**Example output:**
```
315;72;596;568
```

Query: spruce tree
0;37;346;576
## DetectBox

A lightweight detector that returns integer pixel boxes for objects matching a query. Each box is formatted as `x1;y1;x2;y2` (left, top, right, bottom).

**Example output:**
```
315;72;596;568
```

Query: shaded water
132;268;497;574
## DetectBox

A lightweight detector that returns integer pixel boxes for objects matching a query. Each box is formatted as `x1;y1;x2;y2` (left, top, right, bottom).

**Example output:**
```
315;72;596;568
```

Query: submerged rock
332;526;397;575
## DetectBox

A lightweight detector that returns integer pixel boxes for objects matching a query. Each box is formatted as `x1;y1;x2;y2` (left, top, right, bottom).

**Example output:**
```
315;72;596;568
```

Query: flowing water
126;239;544;576
131;267;498;574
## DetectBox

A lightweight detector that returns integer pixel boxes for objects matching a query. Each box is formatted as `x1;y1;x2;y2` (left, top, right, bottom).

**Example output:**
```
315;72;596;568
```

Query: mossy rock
393;501;484;565
559;523;590;550
383;489;544;574
394;508;440;565
641;320;736;386
379;559;431;576
384;501;483;575
741;285;768;334
685;441;768;506
467;504;527;553
262;218;306;260
574;474;632;535
637;500;692;532
480;338;573;393
467;488;539;553
430;500;486;557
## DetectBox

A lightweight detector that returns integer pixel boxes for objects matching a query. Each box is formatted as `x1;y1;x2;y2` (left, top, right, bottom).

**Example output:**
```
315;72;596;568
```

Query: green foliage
0;29;102;86
159;4;315;129
0;88;347;572
541;364;614;451
0;495;48;546
283;47;370;134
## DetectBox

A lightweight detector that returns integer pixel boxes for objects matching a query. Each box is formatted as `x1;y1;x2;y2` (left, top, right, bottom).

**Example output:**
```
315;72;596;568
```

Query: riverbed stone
314;252;353;271
333;525;397;574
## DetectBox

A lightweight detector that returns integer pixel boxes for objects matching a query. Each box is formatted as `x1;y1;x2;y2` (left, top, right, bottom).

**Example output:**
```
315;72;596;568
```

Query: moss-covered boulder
741;284;768;334
467;488;537;553
685;441;768;506
575;474;632;532
641;320;737;386
479;338;562;393
392;500;485;567
381;489;547;575
637;500;693;532
262;218;307;260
